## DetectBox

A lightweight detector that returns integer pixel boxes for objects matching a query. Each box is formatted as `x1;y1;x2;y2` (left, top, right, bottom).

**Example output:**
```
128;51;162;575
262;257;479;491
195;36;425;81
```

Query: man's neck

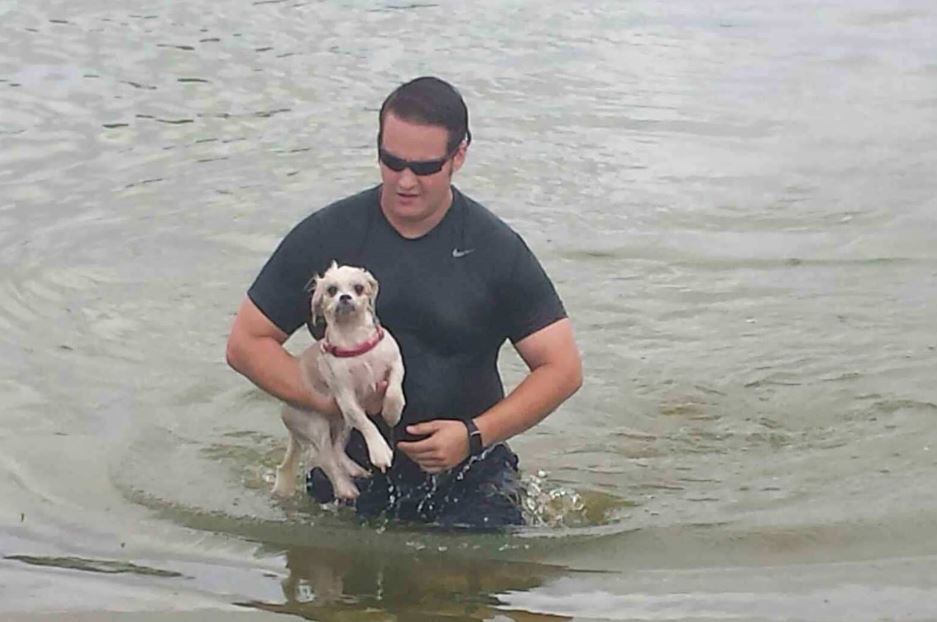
380;187;454;239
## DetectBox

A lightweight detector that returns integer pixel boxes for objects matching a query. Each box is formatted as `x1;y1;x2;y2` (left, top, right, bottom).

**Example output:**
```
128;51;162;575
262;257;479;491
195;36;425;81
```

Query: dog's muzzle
335;297;357;315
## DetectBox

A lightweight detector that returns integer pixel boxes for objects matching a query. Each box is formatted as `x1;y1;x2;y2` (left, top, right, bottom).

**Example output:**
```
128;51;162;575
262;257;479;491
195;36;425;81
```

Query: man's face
378;112;465;235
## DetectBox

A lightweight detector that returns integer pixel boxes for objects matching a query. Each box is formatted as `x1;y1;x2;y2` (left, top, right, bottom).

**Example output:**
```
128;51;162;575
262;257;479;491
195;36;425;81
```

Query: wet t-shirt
248;185;567;429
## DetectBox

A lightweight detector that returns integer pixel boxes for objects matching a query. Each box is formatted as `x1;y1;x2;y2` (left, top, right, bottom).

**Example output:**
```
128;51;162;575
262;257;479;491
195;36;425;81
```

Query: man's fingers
397;445;449;473
397;443;448;471
395;420;462;473
407;455;445;473
397;440;436;457
406;421;440;436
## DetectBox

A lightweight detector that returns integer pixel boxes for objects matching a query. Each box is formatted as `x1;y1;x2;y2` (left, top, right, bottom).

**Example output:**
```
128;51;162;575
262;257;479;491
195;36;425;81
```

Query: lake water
2;0;937;620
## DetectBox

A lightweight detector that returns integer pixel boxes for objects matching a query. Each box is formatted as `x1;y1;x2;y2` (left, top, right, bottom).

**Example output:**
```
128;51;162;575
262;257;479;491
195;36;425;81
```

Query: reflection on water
4;554;184;578
246;545;572;621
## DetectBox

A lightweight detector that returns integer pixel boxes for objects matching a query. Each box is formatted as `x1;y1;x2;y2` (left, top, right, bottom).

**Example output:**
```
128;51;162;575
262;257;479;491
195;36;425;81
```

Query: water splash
521;470;591;528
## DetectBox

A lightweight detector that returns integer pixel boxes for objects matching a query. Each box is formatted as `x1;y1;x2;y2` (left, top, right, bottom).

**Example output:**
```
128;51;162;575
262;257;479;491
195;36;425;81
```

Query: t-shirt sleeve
247;216;323;336
501;234;568;344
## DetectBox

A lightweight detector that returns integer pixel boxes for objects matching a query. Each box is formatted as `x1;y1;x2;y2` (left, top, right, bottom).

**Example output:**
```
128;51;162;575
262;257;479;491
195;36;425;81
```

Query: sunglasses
378;147;454;176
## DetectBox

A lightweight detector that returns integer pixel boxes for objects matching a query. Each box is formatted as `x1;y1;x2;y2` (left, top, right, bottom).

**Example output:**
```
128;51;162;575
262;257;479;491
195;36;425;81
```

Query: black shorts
306;441;525;532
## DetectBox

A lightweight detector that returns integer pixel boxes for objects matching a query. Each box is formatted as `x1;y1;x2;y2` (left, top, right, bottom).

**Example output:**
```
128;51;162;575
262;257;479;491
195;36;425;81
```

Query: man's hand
396;419;470;474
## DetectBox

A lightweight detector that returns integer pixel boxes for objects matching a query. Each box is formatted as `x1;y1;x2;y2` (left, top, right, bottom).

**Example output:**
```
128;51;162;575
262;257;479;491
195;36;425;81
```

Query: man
226;76;581;530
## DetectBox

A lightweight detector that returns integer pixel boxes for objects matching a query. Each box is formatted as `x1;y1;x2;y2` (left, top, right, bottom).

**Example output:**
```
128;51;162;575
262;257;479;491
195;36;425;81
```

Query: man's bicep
246;214;327;336
501;237;567;343
247;259;312;337
231;296;290;345
513;318;580;372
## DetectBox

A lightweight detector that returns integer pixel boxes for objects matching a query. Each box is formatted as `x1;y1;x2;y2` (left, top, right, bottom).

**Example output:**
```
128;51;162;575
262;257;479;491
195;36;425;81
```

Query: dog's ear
303;273;317;294
363;269;379;314
308;273;324;326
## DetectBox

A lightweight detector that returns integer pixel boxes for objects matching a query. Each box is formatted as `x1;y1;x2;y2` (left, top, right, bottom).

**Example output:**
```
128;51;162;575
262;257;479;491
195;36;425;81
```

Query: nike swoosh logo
452;248;476;258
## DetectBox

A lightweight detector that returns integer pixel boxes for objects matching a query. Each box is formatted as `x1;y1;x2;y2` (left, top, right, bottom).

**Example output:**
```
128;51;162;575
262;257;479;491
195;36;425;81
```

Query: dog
271;262;405;500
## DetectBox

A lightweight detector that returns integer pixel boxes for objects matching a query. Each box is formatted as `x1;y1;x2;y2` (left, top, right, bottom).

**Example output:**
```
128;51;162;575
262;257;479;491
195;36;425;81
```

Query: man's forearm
474;361;581;448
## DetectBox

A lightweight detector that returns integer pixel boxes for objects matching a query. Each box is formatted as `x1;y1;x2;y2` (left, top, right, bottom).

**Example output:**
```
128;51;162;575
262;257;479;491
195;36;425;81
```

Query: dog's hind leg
273;432;302;497
339;451;370;479
318;445;360;501
331;425;370;478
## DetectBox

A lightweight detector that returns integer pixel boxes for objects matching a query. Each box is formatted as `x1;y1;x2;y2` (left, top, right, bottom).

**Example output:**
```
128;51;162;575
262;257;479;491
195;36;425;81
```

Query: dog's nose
339;294;352;303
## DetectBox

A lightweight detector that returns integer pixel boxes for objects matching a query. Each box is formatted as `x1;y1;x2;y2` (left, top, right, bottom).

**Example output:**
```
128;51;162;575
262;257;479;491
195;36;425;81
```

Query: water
2;0;937;619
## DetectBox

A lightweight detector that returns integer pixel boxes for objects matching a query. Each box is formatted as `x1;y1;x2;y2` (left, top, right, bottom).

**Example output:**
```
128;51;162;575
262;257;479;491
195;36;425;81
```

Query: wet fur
271;263;405;500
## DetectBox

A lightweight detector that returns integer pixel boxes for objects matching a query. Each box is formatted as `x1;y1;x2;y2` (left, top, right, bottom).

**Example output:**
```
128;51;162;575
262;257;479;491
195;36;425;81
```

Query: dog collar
321;326;385;358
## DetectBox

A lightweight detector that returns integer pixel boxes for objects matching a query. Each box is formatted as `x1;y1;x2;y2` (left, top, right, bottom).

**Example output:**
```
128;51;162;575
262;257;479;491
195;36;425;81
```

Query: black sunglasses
378;147;455;176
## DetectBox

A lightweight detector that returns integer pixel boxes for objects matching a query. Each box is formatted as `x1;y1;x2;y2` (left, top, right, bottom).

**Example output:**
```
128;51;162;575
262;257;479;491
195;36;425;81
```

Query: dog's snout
339;293;352;303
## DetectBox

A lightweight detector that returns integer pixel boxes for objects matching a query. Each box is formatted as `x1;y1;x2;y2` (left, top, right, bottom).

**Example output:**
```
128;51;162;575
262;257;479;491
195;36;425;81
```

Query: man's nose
398;167;418;187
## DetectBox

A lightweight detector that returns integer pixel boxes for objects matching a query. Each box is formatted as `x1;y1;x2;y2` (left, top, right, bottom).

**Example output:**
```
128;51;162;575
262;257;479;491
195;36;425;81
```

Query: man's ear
450;140;467;175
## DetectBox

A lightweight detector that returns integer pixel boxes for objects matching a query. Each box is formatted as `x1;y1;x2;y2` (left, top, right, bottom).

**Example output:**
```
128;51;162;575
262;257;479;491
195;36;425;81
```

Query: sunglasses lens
379;149;448;176
379;151;407;172
410;161;444;176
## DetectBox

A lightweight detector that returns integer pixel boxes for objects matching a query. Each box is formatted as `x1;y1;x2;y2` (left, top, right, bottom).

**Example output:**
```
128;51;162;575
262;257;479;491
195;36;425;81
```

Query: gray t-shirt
248;185;567;430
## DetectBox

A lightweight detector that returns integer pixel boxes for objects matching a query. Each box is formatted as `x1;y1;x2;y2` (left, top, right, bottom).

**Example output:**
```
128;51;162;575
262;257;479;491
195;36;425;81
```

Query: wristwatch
463;418;484;457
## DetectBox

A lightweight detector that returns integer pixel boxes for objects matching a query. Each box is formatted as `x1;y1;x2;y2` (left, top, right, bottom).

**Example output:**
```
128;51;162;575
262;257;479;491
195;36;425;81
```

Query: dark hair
377;76;472;154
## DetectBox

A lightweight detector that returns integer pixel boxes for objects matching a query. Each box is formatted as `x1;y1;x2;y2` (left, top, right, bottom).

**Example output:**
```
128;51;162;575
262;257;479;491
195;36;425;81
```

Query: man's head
376;77;472;236
377;76;472;155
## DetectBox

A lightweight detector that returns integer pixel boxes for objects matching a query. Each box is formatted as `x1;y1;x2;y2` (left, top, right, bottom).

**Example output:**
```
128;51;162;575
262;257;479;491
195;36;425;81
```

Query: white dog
271;262;405;500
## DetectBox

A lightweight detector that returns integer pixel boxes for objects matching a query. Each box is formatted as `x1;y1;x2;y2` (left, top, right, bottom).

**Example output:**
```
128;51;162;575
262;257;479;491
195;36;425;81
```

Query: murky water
3;0;937;619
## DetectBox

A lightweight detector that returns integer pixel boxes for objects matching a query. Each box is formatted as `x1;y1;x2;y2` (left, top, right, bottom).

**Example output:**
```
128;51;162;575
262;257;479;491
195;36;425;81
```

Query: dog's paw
382;388;405;427
333;479;360;501
367;438;394;473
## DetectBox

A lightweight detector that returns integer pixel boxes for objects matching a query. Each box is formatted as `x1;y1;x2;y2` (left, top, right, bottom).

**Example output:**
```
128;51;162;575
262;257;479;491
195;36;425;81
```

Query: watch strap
464;418;484;457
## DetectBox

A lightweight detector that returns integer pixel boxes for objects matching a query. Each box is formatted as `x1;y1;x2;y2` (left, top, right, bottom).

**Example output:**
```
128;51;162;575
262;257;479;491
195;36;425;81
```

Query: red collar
321;326;385;358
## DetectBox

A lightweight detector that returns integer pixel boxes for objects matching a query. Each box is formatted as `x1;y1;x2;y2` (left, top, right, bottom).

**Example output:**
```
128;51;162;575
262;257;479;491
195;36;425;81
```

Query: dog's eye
327;286;338;296
354;284;364;295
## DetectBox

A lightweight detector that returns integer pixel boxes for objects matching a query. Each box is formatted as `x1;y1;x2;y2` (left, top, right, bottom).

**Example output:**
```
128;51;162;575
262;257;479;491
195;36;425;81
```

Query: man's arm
476;317;582;445
225;297;340;415
398;318;582;473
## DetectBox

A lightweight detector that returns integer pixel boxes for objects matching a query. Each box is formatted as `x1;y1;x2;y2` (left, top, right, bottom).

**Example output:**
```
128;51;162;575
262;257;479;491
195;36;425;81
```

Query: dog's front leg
335;390;394;472
381;358;406;428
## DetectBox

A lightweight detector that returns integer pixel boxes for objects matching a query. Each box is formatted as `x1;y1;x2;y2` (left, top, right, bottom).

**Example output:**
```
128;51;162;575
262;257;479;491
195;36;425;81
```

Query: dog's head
309;261;379;326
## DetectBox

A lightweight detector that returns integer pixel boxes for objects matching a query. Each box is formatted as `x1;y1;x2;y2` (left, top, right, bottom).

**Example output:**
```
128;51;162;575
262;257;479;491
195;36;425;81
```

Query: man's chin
389;201;430;221
394;194;422;209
